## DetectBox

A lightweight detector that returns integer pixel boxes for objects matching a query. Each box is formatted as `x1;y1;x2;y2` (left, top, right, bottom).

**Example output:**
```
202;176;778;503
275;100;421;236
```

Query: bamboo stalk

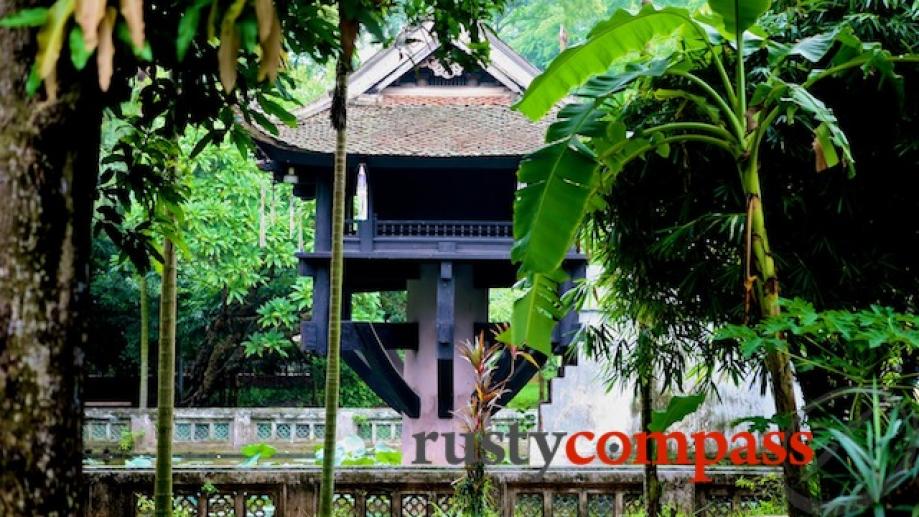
139;274;149;409
318;54;350;517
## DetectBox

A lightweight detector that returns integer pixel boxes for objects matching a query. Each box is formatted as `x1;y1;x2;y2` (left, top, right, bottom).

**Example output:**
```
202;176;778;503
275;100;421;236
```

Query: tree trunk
742;161;811;515
154;237;177;517
640;379;662;517
637;329;661;517
317;55;350;517
0;10;102;515
139;274;150;409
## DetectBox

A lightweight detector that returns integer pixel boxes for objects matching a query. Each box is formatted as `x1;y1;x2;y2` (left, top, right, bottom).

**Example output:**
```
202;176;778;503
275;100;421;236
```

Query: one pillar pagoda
252;27;585;464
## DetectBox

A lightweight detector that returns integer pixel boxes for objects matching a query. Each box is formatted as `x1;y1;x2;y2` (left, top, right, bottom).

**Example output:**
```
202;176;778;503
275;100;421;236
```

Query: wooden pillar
314;176;332;253
312;267;330;354
310;176;333;354
436;261;455;418
556;262;587;366
402;263;486;464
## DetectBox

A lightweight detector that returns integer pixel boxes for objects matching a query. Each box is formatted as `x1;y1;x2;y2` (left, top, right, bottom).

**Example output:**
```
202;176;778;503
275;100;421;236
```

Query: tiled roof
256;95;551;157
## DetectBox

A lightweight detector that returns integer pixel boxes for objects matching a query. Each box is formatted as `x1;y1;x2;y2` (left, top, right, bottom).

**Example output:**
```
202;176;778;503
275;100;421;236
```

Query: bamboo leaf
218;0;246;92
75;0;105;50
115;21;151;58
35;0;75;88
0;7;49;27
119;0;144;50
254;0;273;43
176;0;211;61
512;140;598;274
239;15;257;52
257;94;295;126
25;64;42;96
514;5;702;120
69;26;92;69
96;7;116;91
257;10;282;83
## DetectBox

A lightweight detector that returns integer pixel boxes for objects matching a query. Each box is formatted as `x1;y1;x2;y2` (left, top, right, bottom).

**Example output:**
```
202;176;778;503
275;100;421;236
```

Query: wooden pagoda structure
252;27;585;463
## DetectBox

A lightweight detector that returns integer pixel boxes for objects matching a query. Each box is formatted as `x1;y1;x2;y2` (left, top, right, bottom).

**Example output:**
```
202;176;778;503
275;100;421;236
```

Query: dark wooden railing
344;219;512;240
375;220;513;239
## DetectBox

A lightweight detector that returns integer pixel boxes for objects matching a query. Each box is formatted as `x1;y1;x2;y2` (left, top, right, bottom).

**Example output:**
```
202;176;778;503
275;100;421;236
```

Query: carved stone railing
83;466;780;516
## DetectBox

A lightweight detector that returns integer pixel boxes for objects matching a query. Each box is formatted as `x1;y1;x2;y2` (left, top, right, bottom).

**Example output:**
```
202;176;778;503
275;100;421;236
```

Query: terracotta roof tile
261;97;550;157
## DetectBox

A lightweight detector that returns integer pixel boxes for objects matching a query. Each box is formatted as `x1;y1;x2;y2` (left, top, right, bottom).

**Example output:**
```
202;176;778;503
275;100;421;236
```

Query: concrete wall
84;407;397;456
533;305;805;467
84;406;532;458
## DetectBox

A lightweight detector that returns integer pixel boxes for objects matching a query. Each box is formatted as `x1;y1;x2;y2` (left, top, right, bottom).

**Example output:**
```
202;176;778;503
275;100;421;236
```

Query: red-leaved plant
451;329;537;516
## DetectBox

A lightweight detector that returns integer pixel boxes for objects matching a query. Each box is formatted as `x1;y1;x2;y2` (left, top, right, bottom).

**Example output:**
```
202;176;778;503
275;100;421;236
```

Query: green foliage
514;4;704;120
494;0;706;70
118;429;142;453
706;0;771;36
733;474;786;516
242;330;292;358
505;380;540;410
200;481;217;495
313;436;401;467
715;299;919;385
136;494;194;517
509;0;914;366
239;443;278;467
648;393;705;433
511;141;599;274
0;7;49;27
820;390;918;517
510;273;562;355
256;298;299;329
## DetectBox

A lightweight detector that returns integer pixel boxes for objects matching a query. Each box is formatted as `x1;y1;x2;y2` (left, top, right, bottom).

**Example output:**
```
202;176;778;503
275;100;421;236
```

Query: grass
507;380;541;410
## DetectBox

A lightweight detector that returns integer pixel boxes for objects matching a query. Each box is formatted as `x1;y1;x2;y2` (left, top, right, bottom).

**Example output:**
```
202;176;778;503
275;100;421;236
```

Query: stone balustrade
84;407;534;457
83;466;780;516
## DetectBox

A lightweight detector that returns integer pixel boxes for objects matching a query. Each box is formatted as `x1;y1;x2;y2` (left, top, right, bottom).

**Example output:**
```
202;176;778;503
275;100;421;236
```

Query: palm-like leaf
511;273;562;355
511;140;599;275
514;4;704;121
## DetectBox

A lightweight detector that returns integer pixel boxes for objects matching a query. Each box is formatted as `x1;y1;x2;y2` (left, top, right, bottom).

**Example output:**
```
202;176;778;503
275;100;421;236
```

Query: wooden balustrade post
85;479;134;517
359;212;374;252
284;479;315;516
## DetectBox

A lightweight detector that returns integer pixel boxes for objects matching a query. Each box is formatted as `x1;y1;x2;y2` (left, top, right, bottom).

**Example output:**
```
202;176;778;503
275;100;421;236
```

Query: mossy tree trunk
154;237;177;517
0;6;102;514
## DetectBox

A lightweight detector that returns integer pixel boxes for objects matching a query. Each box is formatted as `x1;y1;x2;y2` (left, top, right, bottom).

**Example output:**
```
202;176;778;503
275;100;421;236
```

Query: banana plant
509;1;917;513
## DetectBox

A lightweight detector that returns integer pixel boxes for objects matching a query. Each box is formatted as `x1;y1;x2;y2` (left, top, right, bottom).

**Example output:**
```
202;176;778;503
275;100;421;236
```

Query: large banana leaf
514;5;702;121
512;140;598;275
706;0;770;36
511;273;562;355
